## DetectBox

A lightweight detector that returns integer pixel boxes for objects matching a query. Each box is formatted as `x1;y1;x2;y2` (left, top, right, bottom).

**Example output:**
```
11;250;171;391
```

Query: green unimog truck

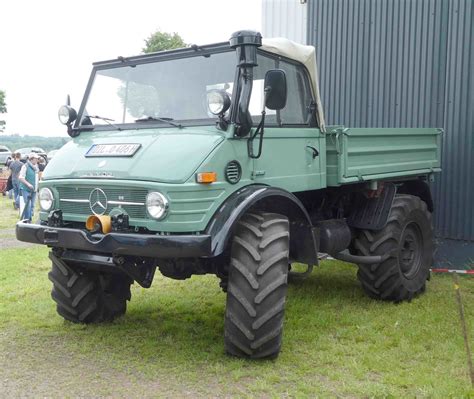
17;31;442;359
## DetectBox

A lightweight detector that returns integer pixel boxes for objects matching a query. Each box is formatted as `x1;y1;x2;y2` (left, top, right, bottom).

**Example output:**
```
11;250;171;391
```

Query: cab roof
261;38;325;130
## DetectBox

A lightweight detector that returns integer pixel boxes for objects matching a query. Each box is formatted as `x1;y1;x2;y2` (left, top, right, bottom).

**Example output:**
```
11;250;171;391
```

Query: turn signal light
196;172;217;184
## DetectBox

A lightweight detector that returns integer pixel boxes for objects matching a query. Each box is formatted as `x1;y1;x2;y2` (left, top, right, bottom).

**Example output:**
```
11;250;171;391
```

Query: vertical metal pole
453;273;474;386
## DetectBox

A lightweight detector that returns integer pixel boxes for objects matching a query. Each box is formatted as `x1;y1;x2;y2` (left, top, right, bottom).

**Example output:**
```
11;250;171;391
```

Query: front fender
205;185;318;265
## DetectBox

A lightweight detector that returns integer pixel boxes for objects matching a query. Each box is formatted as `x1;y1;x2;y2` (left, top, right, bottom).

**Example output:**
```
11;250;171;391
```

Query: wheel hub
399;222;423;279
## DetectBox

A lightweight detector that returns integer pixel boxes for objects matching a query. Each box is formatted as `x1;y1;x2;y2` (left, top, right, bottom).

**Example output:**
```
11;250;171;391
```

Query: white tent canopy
261;38;326;131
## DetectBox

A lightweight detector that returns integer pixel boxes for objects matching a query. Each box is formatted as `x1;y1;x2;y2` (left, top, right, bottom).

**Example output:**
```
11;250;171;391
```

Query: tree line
1;135;70;153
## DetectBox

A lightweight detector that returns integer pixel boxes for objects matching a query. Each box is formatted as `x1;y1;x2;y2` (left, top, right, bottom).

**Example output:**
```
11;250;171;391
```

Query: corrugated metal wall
262;0;308;43
305;0;473;247
437;0;474;241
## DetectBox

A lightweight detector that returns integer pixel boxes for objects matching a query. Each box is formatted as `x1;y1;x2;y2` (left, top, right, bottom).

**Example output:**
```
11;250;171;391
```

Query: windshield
80;50;236;127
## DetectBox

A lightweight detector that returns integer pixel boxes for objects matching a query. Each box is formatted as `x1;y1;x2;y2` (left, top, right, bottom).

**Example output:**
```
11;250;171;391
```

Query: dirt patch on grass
0;329;224;398
0;228;37;249
0;237;36;250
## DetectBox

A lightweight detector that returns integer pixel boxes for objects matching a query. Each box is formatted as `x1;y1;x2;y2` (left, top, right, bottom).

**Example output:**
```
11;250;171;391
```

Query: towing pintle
229;30;262;67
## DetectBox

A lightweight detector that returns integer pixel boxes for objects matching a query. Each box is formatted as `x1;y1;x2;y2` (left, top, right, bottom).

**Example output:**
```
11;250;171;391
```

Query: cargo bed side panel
326;127;442;186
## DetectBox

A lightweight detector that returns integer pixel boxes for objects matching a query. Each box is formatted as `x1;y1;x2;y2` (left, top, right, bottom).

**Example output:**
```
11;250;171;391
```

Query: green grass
0;193;19;229
1;244;473;397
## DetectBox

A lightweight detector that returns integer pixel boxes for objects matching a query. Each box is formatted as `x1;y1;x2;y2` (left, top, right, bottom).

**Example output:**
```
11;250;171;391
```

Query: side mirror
264;69;287;110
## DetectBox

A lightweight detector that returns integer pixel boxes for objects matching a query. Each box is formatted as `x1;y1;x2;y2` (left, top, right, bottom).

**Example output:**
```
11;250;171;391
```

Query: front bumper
15;221;212;258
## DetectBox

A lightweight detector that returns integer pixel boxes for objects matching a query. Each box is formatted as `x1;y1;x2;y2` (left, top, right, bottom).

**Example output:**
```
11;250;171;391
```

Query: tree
0;90;6;114
142;31;186;53
0;90;6;132
117;31;187;120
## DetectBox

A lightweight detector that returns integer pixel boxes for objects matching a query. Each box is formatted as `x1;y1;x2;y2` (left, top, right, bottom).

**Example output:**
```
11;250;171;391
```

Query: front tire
353;194;433;302
48;254;132;323
224;211;290;359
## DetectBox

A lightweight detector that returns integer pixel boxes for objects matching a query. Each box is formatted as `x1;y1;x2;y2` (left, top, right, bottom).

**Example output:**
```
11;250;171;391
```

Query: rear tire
353;194;433;302
224;211;289;359
48;255;132;323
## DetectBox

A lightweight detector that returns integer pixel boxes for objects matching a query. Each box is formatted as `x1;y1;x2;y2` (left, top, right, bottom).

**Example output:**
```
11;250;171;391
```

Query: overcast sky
0;0;262;137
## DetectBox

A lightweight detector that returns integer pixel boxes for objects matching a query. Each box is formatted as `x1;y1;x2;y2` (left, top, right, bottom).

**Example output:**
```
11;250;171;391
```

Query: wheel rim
399;222;423;279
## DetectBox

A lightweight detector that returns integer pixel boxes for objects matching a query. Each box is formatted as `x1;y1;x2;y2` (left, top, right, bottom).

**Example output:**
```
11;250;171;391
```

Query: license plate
85;143;141;157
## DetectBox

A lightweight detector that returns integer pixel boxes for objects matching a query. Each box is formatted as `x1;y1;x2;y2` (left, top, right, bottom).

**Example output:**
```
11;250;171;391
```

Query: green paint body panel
41;124;441;233
325;126;442;186
44;127;225;184
250;127;327;191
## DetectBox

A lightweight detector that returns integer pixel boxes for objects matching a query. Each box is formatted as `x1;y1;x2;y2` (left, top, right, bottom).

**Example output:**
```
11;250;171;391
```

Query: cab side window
251;53;313;126
279;60;313;125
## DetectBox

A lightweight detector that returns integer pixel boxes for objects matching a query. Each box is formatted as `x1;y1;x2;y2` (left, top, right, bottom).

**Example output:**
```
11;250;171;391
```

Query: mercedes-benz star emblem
89;188;108;215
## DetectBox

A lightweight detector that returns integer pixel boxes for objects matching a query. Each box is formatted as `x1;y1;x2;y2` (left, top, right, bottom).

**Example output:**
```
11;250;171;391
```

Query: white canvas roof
261;38;326;131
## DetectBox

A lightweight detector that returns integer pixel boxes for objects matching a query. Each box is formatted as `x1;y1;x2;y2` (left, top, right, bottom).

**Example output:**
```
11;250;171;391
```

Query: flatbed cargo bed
325;126;442;186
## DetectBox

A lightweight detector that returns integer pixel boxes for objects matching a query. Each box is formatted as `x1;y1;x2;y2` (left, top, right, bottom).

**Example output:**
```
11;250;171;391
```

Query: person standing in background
8;152;23;209
37;156;46;180
5;156;13;199
18;152;39;222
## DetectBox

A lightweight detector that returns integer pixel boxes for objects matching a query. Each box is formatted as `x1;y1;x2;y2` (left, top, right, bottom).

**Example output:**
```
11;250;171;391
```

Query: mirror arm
247;109;266;159
247;86;271;159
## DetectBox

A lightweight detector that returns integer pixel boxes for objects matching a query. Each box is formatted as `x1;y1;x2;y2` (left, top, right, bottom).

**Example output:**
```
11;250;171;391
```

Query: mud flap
347;183;396;230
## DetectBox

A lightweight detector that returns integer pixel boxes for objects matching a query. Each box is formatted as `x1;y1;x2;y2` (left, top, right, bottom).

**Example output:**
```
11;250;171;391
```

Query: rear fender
205;185;318;265
397;179;434;212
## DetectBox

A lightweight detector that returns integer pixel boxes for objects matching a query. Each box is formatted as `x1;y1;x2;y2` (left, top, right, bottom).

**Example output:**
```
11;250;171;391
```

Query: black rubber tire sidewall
397;206;433;291
354;195;433;301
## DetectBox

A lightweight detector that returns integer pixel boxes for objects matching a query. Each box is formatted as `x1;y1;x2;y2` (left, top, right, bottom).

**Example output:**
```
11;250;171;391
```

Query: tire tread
354;194;433;302
48;254;132;324
224;211;289;359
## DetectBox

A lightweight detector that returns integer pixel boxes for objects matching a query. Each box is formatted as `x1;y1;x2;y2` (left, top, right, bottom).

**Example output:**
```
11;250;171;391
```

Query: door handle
306;145;319;159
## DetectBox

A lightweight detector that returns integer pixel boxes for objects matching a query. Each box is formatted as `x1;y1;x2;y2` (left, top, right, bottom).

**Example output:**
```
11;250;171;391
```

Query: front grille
57;186;147;219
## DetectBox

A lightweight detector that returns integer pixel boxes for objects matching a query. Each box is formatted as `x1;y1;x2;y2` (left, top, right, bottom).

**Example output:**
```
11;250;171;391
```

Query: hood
43;127;224;183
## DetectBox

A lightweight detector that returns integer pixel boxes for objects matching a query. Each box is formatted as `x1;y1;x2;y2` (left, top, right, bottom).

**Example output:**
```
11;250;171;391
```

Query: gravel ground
0;228;36;250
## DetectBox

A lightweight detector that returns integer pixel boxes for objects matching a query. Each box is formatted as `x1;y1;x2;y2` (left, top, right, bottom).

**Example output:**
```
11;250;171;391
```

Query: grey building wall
262;0;308;44
305;0;473;267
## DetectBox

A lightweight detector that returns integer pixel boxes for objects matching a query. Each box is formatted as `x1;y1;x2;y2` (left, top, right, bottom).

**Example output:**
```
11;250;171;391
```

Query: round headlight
39;188;54;211
146;192;169;220
207;90;231;116
58;105;77;125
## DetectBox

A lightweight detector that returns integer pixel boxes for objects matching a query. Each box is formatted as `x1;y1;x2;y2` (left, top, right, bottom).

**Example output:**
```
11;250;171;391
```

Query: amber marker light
196;172;217;184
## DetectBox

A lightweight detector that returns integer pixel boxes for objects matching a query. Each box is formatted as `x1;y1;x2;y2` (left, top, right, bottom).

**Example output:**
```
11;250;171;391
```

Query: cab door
249;54;325;192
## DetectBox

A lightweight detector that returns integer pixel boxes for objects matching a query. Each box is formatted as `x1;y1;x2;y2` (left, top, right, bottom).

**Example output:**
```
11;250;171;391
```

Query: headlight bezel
39;188;54;211
146;191;169;220
58;105;77;125
207;89;231;116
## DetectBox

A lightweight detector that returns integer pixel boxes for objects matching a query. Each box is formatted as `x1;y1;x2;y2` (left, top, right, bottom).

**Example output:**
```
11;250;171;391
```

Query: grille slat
57;186;147;219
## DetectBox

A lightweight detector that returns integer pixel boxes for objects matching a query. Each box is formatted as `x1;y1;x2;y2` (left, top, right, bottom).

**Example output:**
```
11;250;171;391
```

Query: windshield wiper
135;116;183;129
88;115;122;131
